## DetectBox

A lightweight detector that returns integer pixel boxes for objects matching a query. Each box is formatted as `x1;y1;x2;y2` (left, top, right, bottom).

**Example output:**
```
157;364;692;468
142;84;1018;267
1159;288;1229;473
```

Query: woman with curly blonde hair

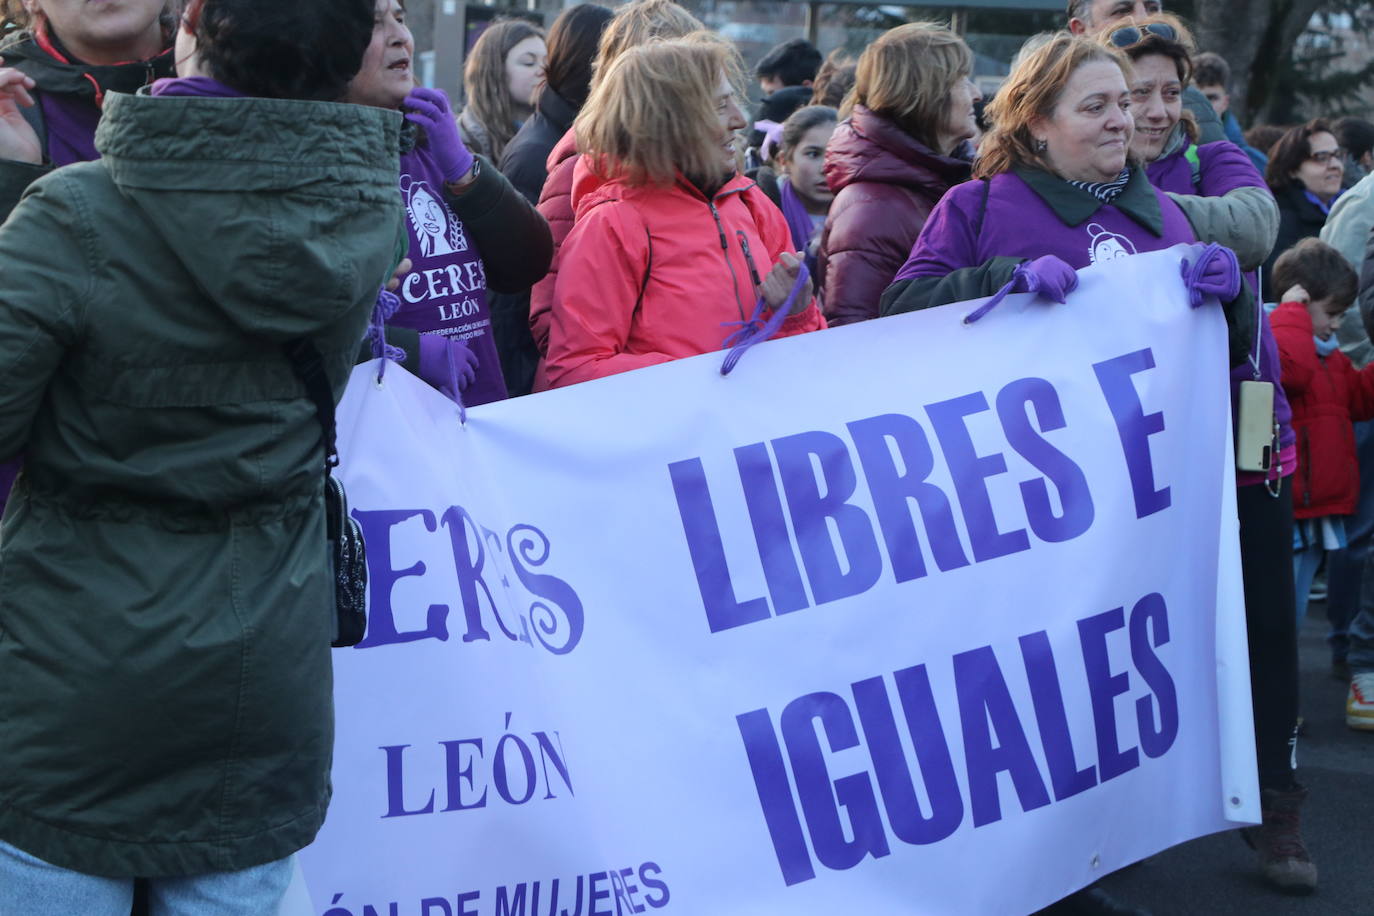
881;31;1251;370
541;34;825;388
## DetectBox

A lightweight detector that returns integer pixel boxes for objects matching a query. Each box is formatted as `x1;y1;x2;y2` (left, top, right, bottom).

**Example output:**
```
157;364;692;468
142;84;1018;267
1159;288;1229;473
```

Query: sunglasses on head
1108;22;1178;47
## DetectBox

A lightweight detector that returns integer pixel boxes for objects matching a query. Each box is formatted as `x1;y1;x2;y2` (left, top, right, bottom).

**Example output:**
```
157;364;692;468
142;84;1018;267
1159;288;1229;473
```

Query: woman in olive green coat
0;0;405;909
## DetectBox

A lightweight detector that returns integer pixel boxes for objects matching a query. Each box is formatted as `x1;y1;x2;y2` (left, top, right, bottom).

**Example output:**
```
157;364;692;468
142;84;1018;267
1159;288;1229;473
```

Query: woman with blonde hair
542;34;825;388
526;0;703;375
817;21;980;326
458;18;546;161
880;40;1323;898
880;32;1251;368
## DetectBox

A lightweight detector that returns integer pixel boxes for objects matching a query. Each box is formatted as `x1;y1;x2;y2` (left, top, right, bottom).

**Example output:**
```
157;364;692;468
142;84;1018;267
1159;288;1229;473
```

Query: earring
1035;138;1048;153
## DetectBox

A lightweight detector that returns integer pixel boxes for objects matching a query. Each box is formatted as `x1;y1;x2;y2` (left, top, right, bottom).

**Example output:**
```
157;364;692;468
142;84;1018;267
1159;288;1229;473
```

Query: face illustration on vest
1086;222;1136;263
402;176;469;258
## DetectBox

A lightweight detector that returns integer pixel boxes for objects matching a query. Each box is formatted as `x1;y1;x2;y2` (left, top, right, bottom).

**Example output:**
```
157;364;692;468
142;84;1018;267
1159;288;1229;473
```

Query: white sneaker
1347;672;1374;731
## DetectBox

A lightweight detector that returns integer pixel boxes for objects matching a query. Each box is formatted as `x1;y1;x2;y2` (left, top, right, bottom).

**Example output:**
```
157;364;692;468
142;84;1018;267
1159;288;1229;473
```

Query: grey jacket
1167;186;1279;274
1322;173;1374;368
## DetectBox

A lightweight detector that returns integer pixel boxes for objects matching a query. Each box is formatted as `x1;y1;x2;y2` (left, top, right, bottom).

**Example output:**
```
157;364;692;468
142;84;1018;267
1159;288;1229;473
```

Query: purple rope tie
368;289;408;381
720;263;810;376
962;277;1018;325
445;339;468;425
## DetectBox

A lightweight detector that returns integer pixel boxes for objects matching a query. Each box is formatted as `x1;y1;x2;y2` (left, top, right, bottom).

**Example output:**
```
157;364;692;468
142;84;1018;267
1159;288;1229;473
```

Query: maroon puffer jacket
529;128;583;359
818;106;972;326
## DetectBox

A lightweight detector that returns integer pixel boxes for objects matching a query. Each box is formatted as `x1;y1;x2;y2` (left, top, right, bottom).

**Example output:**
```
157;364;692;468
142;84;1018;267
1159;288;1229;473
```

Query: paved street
1093;603;1374;914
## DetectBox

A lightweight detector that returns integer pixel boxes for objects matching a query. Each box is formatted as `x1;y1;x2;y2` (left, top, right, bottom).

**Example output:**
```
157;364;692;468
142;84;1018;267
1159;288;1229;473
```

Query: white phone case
1236;380;1275;473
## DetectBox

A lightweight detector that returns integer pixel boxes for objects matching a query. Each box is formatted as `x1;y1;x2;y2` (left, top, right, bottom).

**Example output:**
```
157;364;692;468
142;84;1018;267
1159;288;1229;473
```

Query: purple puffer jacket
1149;139;1294;487
818;106;971;326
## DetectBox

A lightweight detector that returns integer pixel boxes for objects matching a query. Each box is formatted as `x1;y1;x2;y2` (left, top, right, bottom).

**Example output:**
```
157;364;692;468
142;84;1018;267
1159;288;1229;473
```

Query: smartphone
1236;380;1275;472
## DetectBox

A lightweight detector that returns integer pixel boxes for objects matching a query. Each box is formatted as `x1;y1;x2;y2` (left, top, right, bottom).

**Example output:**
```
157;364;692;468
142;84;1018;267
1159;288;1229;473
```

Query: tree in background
1194;0;1374;125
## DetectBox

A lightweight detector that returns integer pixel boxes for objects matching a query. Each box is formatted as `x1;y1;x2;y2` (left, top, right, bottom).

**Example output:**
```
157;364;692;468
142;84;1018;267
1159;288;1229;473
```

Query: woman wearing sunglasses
1104;16;1318;896
1263;120;1345;292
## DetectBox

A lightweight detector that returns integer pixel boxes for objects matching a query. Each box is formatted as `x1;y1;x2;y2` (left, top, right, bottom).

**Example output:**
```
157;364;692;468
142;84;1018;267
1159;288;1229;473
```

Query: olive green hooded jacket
0;91;405;877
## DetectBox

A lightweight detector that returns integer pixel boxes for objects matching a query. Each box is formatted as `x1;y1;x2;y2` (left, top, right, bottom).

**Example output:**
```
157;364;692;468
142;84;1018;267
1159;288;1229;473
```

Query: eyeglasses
1308;149;1346;165
1108;22;1178;47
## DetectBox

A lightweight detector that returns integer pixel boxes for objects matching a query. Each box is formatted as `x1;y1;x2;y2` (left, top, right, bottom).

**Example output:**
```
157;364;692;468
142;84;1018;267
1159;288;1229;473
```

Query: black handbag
284;339;368;647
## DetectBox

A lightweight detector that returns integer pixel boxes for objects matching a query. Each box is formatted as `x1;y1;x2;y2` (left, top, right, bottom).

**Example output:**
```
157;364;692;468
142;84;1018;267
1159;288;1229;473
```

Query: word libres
668;349;1169;632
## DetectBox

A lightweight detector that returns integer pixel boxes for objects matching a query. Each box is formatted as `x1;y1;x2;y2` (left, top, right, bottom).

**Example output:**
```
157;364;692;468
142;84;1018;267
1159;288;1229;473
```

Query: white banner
296;247;1257;916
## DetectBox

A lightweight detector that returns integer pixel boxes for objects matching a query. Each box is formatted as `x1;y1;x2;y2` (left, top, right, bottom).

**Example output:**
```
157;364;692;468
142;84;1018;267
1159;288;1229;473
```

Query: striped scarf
1067;167;1132;203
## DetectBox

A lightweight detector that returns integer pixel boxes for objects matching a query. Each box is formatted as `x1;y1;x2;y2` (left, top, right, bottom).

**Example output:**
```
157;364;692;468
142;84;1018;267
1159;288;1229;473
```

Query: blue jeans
1325;420;1374;658
1294;539;1326;622
1352;597;1374;674
0;839;293;916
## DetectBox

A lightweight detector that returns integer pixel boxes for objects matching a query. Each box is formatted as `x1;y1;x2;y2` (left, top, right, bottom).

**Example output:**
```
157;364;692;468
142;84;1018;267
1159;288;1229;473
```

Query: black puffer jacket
493;88;579;394
500;87;579;206
1264;181;1330;294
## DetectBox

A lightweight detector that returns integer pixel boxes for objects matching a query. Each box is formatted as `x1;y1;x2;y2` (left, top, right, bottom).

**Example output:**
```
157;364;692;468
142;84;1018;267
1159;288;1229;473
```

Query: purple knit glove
1180;242;1241;309
403;87;474;183
418;334;478;401
1009;255;1079;303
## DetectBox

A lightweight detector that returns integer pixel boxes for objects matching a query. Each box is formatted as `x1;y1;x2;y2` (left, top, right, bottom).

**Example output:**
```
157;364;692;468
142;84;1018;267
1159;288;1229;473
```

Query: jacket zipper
737;231;763;288
708;198;748;321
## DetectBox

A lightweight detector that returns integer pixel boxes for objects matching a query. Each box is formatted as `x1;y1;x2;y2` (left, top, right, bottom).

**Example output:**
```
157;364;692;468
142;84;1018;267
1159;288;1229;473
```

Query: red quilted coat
817;105;971;326
529;129;589;359
1271;299;1374;517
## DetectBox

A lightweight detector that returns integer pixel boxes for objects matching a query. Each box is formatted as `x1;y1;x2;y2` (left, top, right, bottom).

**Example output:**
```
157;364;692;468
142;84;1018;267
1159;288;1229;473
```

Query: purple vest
392;144;507;407
39;92;100;166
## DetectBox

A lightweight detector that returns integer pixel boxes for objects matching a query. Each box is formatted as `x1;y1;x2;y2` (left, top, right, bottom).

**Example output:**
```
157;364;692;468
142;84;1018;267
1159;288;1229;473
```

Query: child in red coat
1270;239;1374;620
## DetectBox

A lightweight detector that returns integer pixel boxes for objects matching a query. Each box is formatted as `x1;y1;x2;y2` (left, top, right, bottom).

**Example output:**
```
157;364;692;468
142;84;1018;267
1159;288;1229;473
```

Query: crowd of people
0;0;1371;912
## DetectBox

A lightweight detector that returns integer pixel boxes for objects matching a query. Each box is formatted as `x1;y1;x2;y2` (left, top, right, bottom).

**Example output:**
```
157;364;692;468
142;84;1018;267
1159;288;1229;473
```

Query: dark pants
1237;478;1301;791
1324;420;1374;658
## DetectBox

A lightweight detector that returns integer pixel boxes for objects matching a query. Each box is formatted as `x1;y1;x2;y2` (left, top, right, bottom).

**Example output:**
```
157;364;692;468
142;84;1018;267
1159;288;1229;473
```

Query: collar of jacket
96;92;404;192
1269;299;1313;332
670;170;755;204
1277;180;1334;225
827;105;973;191
748;165;781;208
536;86;579;136
1155;122;1191;163
0;27;174;104
1013;164;1164;235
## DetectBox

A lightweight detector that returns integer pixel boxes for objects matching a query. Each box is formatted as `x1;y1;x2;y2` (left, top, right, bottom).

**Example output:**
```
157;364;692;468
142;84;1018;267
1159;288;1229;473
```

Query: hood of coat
94;92;406;342
1270;299;1314;333
537;87;579;137
824;105;972;196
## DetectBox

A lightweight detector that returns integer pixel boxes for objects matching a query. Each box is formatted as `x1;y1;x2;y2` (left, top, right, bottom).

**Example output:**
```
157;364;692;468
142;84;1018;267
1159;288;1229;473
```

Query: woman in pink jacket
542;35;825;388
